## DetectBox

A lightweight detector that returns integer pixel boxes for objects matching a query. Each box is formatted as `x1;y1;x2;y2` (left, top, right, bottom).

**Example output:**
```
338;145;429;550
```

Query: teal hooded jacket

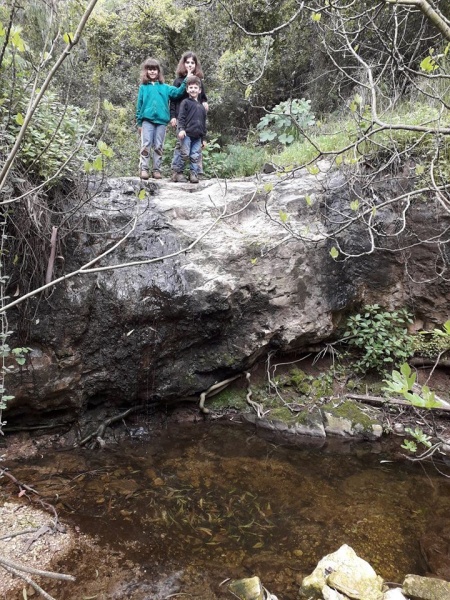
136;80;187;126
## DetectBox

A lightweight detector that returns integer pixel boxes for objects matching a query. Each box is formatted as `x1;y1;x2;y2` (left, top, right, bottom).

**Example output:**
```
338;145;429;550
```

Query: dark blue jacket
170;76;207;119
177;97;207;140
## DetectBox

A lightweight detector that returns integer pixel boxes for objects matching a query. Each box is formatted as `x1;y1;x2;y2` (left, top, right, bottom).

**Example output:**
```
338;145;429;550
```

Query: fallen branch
346;393;450;414
0;527;40;541
0;469;63;532
0;555;75;580
0;468;39;495
75;405;144;447
0;555;75;600
199;375;242;414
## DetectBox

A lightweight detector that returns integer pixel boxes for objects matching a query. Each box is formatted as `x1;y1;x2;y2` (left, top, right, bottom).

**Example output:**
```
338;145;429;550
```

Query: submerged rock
228;576;264;600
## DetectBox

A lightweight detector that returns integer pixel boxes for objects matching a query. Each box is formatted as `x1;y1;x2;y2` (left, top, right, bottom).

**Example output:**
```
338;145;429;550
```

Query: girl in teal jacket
136;58;186;180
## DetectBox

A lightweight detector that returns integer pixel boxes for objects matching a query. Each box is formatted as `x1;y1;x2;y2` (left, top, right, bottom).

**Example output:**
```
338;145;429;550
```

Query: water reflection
8;423;450;599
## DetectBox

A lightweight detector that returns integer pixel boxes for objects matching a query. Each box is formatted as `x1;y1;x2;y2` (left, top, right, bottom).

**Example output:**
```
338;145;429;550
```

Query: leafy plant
401;427;433;454
344;305;413;374
257;98;315;145
382;363;441;408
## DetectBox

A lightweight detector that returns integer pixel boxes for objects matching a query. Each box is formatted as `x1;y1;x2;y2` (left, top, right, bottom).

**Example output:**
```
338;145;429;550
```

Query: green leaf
63;32;74;45
305;195;313;206
330;246;339;259
311;12;321;22
264;183;274;193
11;30;25;52
92;156;103;171
279;209;289;223
350;200;359;211
420;55;438;72
308;165;320;175
138;189;146;200
401;440;417;453
244;85;253;100
15;113;24;125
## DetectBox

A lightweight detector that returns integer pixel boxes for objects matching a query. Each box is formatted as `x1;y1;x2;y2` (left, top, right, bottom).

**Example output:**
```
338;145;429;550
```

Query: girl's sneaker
189;172;199;184
140;170;149;180
153;171;162;179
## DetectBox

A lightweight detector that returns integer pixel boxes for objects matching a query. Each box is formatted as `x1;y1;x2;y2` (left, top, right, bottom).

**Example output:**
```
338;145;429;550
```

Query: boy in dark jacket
171;76;207;184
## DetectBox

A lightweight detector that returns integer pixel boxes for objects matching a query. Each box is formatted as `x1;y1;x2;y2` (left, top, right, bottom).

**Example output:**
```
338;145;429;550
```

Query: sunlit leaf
63;32;73;45
330;246;339;259
279;209;289;223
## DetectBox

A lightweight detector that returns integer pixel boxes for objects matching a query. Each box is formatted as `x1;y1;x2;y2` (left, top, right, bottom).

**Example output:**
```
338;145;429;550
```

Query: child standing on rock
136;58;187;180
170;51;208;180
172;76;207;184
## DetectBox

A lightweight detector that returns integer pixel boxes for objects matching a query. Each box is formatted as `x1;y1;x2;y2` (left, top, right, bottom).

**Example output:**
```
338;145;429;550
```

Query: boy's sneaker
140;170;149;180
171;172;186;183
189;172;199;184
153;171;162;179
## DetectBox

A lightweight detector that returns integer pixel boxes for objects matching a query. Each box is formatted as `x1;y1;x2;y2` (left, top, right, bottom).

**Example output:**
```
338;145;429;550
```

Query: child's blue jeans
172;136;202;174
140;121;166;172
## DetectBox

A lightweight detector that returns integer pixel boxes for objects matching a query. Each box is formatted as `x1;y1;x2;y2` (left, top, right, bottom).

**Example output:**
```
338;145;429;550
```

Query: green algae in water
6;424;450;600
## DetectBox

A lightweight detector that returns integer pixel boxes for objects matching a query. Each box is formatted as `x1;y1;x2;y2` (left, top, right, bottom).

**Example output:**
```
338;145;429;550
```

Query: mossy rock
321;400;382;439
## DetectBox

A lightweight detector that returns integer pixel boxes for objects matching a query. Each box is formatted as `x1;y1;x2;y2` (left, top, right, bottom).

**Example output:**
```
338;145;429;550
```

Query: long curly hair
175;51;204;78
140;58;165;84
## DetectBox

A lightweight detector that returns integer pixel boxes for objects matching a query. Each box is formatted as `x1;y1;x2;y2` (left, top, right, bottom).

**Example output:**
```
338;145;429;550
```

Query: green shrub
257;98;315;146
344;304;414;374
1;89;94;182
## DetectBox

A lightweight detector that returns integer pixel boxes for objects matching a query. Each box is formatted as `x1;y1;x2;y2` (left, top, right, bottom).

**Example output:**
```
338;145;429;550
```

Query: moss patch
206;387;248;411
321;400;378;431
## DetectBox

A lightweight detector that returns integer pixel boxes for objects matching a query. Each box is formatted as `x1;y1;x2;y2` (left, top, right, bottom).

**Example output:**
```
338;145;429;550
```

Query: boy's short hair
186;75;201;87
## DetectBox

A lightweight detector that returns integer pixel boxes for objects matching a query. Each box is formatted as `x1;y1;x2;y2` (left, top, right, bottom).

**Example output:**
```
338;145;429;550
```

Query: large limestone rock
300;544;384;599
6;168;450;424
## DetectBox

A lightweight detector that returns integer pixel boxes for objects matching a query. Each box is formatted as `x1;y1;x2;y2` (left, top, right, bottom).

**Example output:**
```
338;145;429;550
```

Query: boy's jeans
172;135;202;174
140;121;166;172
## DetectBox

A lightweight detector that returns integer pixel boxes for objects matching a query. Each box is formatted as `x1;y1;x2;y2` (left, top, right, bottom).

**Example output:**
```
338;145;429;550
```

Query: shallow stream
6;422;450;599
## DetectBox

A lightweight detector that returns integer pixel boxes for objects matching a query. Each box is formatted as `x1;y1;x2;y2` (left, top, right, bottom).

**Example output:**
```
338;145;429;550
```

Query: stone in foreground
402;574;450;600
228;576;264;600
300;544;384;599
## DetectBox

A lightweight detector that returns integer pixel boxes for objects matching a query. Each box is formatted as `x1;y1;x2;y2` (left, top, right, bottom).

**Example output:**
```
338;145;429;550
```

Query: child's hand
170;118;177;128
202;102;209;112
178;130;186;140
202;140;207;148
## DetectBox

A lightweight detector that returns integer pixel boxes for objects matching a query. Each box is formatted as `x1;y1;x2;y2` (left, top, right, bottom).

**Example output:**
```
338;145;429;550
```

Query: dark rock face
6;168;450;425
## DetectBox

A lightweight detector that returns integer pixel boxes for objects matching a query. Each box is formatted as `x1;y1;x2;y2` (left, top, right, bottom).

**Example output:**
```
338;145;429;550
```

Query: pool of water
6;422;450;599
